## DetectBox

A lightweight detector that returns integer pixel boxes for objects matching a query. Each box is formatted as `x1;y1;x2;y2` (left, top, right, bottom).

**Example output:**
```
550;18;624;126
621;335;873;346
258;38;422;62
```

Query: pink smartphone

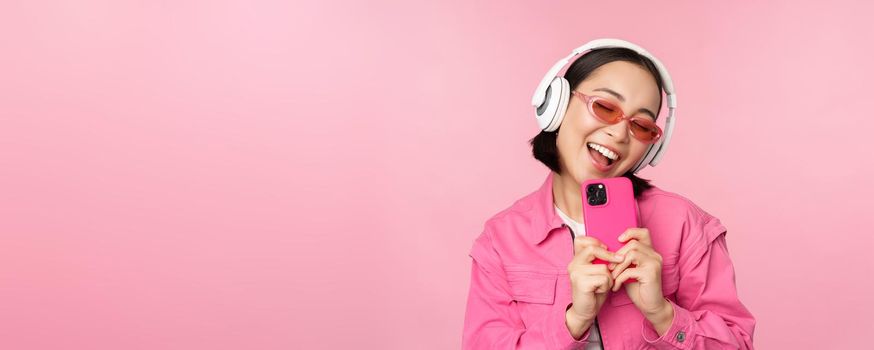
581;176;640;265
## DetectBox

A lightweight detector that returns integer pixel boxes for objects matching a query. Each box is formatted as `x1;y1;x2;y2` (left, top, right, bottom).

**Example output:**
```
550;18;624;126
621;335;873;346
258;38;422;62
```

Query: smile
586;142;621;172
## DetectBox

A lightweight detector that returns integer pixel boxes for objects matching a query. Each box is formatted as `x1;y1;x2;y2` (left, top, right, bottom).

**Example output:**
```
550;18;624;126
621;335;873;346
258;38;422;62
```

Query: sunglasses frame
571;90;663;144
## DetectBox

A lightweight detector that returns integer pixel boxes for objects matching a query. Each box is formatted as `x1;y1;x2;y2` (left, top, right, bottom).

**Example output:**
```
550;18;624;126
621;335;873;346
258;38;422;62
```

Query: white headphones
531;38;677;174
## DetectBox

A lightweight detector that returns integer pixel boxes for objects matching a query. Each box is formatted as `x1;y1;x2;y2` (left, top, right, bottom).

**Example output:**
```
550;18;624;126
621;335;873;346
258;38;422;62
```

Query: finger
572;263;610;278
610;250;637;279
612;268;642;292
571;265;612;293
614;239;641;257
612;249;651;279
574;245;624;266
616;240;659;264
571;245;624;266
590;265;614;294
578;263;611;275
618;227;652;246
583;275;613;294
593;274;613;294
571;239;609;267
573;236;607;254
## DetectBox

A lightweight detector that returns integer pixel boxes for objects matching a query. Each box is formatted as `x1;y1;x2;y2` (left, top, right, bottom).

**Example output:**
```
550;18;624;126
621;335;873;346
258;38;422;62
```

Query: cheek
556;121;583;146
576;113;600;132
555;132;577;162
624;143;651;164
554;131;589;171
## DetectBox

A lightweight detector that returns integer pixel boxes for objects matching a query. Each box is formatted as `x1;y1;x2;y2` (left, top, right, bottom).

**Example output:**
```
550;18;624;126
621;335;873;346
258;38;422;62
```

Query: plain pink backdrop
2;0;873;349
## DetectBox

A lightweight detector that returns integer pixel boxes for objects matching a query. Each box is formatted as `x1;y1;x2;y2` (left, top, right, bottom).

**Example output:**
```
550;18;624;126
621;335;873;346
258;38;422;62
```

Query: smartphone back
581;177;639;264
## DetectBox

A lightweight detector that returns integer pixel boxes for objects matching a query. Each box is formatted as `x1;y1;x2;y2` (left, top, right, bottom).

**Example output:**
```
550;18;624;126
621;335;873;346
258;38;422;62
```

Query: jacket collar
530;171;567;245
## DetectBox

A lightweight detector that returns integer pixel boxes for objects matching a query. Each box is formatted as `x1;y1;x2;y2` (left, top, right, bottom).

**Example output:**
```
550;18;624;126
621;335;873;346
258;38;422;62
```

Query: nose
604;118;630;143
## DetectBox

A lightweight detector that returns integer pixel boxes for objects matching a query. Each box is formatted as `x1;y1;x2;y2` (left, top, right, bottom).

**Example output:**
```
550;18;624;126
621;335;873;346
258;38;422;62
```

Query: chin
579;162;621;179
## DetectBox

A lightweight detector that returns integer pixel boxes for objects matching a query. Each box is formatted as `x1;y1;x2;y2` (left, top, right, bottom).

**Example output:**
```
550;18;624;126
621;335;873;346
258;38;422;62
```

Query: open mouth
587;142;620;170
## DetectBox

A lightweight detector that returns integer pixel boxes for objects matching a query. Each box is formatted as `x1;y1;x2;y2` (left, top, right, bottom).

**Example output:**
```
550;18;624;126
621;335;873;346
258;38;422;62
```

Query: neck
552;171;584;224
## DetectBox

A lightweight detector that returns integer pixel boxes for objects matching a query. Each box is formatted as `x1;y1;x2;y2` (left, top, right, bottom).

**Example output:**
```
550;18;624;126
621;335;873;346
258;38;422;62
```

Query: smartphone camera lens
586;184;608;206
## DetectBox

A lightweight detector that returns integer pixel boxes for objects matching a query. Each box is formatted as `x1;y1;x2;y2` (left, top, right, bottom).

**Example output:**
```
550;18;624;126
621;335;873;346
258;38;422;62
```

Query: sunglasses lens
591;100;621;123
630;119;662;143
585;94;663;143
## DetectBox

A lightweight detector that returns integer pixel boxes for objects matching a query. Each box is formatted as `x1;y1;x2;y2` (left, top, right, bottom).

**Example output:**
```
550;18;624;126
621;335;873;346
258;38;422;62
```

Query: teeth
587;142;618;160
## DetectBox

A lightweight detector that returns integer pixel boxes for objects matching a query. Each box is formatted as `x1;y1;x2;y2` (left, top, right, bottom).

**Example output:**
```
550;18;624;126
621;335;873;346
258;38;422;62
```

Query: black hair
529;47;664;198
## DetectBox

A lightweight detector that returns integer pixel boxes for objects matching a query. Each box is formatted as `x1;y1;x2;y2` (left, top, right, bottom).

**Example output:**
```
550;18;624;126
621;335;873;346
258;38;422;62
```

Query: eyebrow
593;87;657;120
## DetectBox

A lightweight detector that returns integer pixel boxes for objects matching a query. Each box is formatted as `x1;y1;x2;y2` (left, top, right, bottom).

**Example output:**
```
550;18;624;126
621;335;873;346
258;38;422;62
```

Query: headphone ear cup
555;77;569;130
536;77;570;132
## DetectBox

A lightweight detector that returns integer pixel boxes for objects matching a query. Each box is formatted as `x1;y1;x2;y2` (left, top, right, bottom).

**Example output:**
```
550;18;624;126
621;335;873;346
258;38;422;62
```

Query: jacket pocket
504;265;558;304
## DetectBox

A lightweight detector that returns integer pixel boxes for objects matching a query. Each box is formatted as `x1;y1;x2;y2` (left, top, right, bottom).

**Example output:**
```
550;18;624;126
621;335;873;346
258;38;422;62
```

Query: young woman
461;40;756;349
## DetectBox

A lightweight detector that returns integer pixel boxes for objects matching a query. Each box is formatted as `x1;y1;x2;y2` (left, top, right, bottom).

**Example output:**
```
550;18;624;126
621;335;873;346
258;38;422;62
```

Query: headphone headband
531;38;677;173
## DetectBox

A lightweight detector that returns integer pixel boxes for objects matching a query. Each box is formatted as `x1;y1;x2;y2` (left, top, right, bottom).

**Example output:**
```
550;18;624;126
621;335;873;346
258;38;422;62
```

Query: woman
461;40;756;349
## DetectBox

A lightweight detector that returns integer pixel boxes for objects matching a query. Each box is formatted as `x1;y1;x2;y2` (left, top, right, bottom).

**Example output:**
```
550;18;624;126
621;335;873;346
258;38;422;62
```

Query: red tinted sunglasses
571;91;663;144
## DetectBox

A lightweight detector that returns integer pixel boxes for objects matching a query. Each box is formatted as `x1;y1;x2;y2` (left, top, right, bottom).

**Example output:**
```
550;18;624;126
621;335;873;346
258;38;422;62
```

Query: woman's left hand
607;228;674;331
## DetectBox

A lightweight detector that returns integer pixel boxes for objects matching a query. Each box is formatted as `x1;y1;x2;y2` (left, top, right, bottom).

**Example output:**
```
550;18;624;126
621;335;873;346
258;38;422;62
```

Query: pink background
1;1;873;348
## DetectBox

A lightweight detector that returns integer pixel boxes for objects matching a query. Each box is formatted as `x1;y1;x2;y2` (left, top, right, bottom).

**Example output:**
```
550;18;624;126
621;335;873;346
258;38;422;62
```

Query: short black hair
529;47;665;198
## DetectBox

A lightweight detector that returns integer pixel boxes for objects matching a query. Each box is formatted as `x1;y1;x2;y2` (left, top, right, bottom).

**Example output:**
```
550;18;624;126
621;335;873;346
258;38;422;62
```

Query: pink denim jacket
462;172;755;349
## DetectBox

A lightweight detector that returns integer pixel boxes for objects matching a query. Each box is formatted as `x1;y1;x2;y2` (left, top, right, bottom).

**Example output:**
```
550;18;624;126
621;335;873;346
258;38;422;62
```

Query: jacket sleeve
640;214;756;349
462;229;591;350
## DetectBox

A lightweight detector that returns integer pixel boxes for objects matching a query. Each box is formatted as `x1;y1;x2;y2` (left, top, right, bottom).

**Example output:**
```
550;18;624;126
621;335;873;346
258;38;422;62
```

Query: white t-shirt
555;205;604;350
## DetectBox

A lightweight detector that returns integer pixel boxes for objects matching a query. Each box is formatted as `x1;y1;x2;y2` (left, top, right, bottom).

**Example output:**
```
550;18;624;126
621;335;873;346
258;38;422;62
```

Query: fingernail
614;254;624;261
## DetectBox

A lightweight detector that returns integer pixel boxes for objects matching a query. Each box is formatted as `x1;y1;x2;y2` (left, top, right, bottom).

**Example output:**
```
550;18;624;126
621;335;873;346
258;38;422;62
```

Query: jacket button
676;330;686;342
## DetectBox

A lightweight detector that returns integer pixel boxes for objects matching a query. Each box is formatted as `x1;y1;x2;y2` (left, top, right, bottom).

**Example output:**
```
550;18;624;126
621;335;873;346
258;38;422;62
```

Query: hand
566;236;625;323
607;228;673;328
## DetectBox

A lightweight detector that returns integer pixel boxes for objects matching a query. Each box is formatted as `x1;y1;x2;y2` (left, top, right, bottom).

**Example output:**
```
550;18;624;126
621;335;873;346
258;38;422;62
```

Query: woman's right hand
565;236;625;337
